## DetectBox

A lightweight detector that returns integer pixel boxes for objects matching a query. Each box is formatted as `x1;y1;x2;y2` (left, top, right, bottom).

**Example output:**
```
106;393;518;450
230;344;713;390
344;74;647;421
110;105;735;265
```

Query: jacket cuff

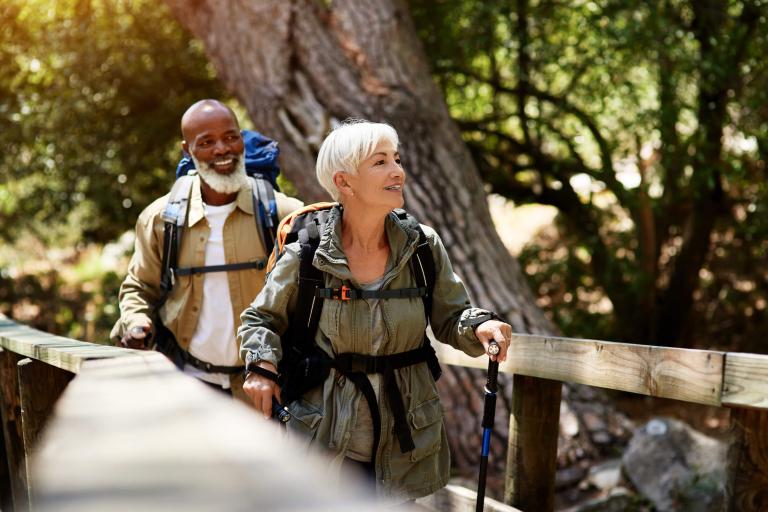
457;308;498;356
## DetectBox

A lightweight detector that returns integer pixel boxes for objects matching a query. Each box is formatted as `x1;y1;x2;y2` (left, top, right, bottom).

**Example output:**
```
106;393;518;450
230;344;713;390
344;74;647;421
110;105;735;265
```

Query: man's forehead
183;107;239;139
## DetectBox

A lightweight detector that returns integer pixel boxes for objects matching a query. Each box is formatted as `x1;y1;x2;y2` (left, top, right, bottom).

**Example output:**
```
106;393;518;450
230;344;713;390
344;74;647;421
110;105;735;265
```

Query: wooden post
0;348;29;511
724;407;768;511
17;357;74;506
505;375;561;512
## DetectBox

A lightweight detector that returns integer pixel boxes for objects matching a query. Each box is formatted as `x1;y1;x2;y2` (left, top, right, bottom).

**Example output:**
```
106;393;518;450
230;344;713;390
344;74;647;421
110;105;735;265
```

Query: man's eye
199;140;211;147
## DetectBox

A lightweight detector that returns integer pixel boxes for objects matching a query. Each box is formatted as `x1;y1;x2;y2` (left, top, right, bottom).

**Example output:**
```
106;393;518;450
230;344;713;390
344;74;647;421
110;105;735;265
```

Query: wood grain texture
0;348;28;511
18;357;74;507
30;355;400;511
722;352;768;408
725;407;768;511
505;375;561;512
416;484;521;512
435;334;724;405
0;316;142;373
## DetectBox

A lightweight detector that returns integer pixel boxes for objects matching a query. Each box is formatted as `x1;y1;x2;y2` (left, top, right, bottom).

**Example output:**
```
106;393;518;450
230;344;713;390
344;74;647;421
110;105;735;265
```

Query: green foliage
0;0;224;245
411;0;768;349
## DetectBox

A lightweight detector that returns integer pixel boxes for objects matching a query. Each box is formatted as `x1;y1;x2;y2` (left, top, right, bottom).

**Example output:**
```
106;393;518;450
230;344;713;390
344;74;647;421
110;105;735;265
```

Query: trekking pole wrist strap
245;363;279;383
462;312;500;330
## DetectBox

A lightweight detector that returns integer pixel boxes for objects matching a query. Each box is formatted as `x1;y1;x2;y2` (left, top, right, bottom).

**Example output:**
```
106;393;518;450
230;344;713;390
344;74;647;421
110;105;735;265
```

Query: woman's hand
475;320;512;362
243;361;281;419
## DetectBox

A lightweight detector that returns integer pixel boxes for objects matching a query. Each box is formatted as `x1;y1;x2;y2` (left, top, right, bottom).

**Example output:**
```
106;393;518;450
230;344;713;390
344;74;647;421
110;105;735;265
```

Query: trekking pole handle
272;397;291;424
485;341;500;394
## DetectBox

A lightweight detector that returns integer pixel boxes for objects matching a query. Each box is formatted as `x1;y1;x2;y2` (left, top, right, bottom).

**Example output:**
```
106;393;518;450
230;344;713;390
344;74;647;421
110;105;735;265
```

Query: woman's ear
333;171;354;198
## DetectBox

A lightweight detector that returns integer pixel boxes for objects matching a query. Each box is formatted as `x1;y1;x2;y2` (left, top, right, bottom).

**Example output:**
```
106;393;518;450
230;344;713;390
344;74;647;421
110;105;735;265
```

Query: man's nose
212;139;229;155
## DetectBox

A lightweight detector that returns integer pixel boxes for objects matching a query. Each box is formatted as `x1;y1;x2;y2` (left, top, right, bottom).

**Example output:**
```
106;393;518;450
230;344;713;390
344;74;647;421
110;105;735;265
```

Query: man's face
184;109;245;175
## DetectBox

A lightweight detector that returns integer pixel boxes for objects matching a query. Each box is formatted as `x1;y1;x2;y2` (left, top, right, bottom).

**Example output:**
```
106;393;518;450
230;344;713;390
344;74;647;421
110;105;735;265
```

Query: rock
622;417;725;512
556;464;588;490
561;400;581;437
587;458;622;491
560;487;634;512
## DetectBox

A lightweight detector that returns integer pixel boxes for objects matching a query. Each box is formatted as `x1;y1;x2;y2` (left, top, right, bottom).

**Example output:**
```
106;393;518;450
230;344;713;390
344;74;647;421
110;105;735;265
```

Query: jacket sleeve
109;208;163;343
237;243;300;367
275;191;304;220
423;225;496;358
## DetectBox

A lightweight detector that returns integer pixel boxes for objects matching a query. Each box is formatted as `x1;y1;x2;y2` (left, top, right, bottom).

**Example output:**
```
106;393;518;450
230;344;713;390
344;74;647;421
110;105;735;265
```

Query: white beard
192;154;249;195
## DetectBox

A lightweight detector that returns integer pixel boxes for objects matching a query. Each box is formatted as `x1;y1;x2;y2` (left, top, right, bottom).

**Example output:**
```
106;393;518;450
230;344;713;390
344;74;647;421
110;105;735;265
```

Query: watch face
488;343;500;356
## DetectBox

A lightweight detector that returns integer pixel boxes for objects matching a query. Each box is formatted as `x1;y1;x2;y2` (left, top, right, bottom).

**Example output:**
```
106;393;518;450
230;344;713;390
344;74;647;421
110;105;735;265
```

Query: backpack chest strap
315;286;427;301
173;259;268;277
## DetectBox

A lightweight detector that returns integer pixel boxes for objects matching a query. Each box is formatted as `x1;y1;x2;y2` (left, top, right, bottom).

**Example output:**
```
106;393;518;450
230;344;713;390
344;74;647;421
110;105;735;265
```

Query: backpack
265;203;442;461
152;130;281;373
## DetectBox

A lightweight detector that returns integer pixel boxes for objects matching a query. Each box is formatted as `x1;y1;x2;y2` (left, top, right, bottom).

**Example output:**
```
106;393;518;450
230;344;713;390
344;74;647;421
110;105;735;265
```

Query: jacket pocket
407;397;443;462
287;398;323;446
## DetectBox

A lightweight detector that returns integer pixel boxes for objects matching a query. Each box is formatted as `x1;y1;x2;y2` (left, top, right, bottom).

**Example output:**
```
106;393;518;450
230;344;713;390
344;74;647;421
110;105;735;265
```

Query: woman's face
347;139;406;211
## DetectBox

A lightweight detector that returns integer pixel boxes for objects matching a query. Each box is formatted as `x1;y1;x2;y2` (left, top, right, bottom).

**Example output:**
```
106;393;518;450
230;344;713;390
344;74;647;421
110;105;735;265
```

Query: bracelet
244;363;279;383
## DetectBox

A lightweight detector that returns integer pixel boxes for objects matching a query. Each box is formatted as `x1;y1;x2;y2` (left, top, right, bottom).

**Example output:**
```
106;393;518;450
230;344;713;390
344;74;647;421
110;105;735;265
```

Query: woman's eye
395;159;402;165
375;160;385;166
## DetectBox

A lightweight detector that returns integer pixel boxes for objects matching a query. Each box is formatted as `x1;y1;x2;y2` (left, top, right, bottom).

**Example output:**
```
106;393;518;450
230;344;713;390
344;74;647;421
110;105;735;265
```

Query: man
111;99;303;398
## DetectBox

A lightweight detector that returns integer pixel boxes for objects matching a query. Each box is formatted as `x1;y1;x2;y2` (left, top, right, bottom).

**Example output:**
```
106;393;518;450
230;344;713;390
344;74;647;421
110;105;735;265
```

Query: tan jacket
238;206;491;500
111;176;303;390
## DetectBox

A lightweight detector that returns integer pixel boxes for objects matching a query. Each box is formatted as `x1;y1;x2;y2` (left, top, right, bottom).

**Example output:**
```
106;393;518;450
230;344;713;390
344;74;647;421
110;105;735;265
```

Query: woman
238;120;511;501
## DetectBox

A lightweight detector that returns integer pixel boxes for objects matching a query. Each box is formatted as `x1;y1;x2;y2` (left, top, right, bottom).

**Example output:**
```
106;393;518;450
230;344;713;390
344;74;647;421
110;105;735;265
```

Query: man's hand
243;361;281;419
475;320;512;362
120;320;152;350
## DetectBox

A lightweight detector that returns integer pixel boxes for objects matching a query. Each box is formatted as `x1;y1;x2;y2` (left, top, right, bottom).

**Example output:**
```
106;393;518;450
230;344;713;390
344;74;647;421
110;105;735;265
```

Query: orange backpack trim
266;202;338;272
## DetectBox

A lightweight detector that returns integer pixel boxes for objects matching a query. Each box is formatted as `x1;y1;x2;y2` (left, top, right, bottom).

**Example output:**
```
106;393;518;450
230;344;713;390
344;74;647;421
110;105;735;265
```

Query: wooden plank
0;350;13;511
505;375;561;512
27;356;401;511
0;348;29;511
416;484;521;511
722;352;768;408
18;357;74;507
434;334;724;405
724;407;768;511
0;317;143;373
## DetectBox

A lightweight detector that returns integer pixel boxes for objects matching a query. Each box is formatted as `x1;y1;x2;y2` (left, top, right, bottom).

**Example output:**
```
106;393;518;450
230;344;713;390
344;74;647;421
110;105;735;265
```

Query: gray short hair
315;119;399;201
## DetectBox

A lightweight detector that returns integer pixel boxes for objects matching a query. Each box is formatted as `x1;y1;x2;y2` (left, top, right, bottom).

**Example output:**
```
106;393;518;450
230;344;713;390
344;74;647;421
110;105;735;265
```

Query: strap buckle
332;285;352;301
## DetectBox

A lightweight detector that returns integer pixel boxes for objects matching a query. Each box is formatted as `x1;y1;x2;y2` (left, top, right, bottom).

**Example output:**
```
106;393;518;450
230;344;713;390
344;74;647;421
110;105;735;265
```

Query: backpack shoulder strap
392;209;436;322
248;175;279;257
279;215;325;371
158;175;195;305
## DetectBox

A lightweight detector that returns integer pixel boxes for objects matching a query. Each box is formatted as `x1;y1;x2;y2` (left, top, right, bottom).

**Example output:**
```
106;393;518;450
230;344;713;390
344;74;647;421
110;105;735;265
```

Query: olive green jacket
238;206;491;500
110;175;303;392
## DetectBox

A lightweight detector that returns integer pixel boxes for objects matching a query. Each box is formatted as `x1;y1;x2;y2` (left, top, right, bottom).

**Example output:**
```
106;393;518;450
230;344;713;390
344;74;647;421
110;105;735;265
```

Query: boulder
622;417;725;512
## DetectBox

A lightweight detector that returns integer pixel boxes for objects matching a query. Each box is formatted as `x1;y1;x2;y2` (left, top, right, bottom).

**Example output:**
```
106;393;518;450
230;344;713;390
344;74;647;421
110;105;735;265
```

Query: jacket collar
187;175;254;227
313;205;421;284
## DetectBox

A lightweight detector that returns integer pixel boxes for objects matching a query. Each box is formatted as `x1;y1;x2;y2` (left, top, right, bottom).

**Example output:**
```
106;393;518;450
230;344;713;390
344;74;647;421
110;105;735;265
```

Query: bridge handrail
2;315;767;511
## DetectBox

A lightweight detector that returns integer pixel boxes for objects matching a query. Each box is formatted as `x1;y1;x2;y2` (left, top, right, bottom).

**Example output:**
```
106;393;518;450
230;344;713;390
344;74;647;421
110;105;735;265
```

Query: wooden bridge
1;313;767;511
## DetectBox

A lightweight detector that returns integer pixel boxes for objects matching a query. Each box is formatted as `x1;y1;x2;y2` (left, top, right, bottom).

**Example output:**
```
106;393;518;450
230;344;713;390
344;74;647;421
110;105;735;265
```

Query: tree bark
163;0;554;488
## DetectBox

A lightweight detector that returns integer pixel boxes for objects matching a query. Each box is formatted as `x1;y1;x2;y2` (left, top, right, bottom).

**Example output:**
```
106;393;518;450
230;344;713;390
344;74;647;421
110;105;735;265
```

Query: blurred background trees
412;0;768;351
1;0;766;355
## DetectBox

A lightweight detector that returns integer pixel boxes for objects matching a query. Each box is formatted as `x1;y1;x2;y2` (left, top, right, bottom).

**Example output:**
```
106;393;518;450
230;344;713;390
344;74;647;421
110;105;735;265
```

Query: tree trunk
163;0;554;489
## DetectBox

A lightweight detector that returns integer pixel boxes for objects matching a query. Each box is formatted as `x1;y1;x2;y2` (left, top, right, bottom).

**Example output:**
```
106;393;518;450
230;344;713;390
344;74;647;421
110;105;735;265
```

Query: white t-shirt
183;201;239;388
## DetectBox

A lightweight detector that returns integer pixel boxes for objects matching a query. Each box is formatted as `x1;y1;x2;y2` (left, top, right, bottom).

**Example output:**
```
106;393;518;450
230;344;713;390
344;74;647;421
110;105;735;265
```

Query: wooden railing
2;313;767;511
435;335;768;511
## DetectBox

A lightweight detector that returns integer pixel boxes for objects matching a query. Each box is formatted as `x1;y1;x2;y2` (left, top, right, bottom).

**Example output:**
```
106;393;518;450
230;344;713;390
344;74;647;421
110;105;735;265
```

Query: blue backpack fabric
174;129;281;191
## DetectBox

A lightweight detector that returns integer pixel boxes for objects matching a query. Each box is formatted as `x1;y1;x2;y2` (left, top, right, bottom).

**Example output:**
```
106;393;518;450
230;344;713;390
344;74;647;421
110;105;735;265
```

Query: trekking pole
476;340;500;512
272;397;291;424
